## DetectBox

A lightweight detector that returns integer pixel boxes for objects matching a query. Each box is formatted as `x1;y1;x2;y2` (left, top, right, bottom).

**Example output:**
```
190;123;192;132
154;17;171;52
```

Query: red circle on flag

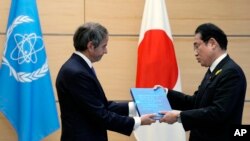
136;29;179;89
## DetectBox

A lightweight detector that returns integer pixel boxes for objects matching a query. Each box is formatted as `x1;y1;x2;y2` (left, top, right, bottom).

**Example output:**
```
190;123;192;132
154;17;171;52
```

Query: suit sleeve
68;72;134;135
107;101;129;116
179;68;246;131
168;89;197;111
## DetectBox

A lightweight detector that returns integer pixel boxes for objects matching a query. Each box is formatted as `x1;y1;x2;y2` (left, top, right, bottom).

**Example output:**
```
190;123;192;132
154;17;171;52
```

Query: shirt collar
74;51;92;68
210;53;227;72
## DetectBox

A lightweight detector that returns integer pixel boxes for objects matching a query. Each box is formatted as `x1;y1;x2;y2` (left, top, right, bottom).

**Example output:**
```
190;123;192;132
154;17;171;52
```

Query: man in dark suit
56;22;156;141
158;23;247;141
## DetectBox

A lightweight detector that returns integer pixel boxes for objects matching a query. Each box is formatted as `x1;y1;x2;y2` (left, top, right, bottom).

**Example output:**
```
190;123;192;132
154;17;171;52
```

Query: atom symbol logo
1;15;49;82
10;33;44;64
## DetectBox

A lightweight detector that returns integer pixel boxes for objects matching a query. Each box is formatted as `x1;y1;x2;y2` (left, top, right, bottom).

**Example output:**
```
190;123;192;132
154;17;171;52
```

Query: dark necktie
195;69;211;106
205;69;211;81
91;67;96;76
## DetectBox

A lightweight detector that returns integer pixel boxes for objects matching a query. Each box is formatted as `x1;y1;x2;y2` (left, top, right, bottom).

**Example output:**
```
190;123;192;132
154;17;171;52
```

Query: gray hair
73;22;108;51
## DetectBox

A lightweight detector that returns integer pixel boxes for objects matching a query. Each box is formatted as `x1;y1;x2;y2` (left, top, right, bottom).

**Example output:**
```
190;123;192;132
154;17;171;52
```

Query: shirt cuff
133;116;141;130
128;102;137;117
177;112;182;123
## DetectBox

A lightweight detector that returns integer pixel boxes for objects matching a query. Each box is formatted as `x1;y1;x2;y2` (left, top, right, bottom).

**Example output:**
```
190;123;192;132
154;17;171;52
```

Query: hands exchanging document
154;85;181;124
139;110;181;125
159;110;181;124
140;114;157;125
136;85;181;125
153;85;181;124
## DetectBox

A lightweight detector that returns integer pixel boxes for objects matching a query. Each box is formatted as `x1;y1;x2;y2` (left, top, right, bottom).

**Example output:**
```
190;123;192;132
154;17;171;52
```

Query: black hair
195;23;228;50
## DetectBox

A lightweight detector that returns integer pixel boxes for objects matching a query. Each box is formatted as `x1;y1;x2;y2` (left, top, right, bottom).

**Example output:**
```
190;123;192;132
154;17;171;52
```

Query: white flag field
134;0;186;141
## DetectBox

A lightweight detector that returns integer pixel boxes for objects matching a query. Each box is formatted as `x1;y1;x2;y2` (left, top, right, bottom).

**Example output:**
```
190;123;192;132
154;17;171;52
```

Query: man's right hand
140;114;156;125
153;85;168;94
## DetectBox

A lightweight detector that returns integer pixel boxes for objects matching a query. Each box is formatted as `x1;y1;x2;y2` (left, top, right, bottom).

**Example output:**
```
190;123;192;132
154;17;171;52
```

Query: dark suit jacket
56;53;134;141
167;55;247;141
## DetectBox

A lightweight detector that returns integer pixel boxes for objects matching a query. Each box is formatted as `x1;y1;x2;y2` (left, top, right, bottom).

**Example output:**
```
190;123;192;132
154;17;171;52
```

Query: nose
194;49;198;56
104;48;108;54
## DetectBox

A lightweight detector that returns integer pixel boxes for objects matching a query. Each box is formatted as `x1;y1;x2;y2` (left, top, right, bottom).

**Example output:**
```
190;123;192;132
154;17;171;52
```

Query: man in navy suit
159;23;247;141
56;22;156;141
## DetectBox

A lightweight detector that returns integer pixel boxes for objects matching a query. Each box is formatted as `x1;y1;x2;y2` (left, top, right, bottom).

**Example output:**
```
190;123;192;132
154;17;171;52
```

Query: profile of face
193;33;214;67
88;36;108;63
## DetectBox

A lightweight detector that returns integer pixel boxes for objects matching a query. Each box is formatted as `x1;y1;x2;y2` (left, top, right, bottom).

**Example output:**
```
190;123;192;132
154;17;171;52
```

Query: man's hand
153;85;168;94
159;110;181;124
140;114;156;125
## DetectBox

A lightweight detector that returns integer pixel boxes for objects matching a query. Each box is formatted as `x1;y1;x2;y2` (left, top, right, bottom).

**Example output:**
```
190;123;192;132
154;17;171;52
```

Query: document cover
130;88;172;120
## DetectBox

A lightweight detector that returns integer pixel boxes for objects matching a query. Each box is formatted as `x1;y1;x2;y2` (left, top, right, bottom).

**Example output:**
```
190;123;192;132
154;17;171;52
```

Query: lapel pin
215;69;222;76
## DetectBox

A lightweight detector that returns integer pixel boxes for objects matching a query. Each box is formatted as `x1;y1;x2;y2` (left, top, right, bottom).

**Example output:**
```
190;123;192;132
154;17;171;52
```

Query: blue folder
130;87;172;120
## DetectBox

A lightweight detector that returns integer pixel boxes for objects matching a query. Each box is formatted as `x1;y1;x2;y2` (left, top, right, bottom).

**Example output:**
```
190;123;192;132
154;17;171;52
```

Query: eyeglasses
193;41;206;51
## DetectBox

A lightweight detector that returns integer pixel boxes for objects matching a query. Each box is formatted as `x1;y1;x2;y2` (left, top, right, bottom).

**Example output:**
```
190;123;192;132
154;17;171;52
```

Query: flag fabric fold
0;0;60;141
134;0;185;140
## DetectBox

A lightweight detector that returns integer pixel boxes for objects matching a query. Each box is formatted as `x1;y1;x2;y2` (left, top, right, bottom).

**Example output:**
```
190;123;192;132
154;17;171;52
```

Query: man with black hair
159;23;247;141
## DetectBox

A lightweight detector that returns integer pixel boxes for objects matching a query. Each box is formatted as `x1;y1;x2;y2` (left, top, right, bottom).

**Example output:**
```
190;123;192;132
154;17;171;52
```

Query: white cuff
133;116;141;130
129;102;137;117
177;113;182;123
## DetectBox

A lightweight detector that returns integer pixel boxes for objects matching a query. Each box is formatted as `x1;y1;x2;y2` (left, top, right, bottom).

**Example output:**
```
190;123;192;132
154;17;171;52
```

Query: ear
208;38;218;49
87;41;95;51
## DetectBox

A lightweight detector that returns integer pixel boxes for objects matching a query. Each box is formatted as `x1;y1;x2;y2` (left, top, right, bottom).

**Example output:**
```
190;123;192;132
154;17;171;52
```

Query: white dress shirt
209;53;227;72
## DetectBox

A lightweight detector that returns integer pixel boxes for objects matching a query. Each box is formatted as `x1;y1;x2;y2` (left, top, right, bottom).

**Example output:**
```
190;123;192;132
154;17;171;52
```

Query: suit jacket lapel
202;55;230;88
72;54;108;102
195;55;230;107
209;55;230;81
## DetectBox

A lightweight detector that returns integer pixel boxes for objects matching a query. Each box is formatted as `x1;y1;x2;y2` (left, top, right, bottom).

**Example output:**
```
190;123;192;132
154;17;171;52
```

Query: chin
95;57;102;62
201;64;209;67
200;63;206;67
